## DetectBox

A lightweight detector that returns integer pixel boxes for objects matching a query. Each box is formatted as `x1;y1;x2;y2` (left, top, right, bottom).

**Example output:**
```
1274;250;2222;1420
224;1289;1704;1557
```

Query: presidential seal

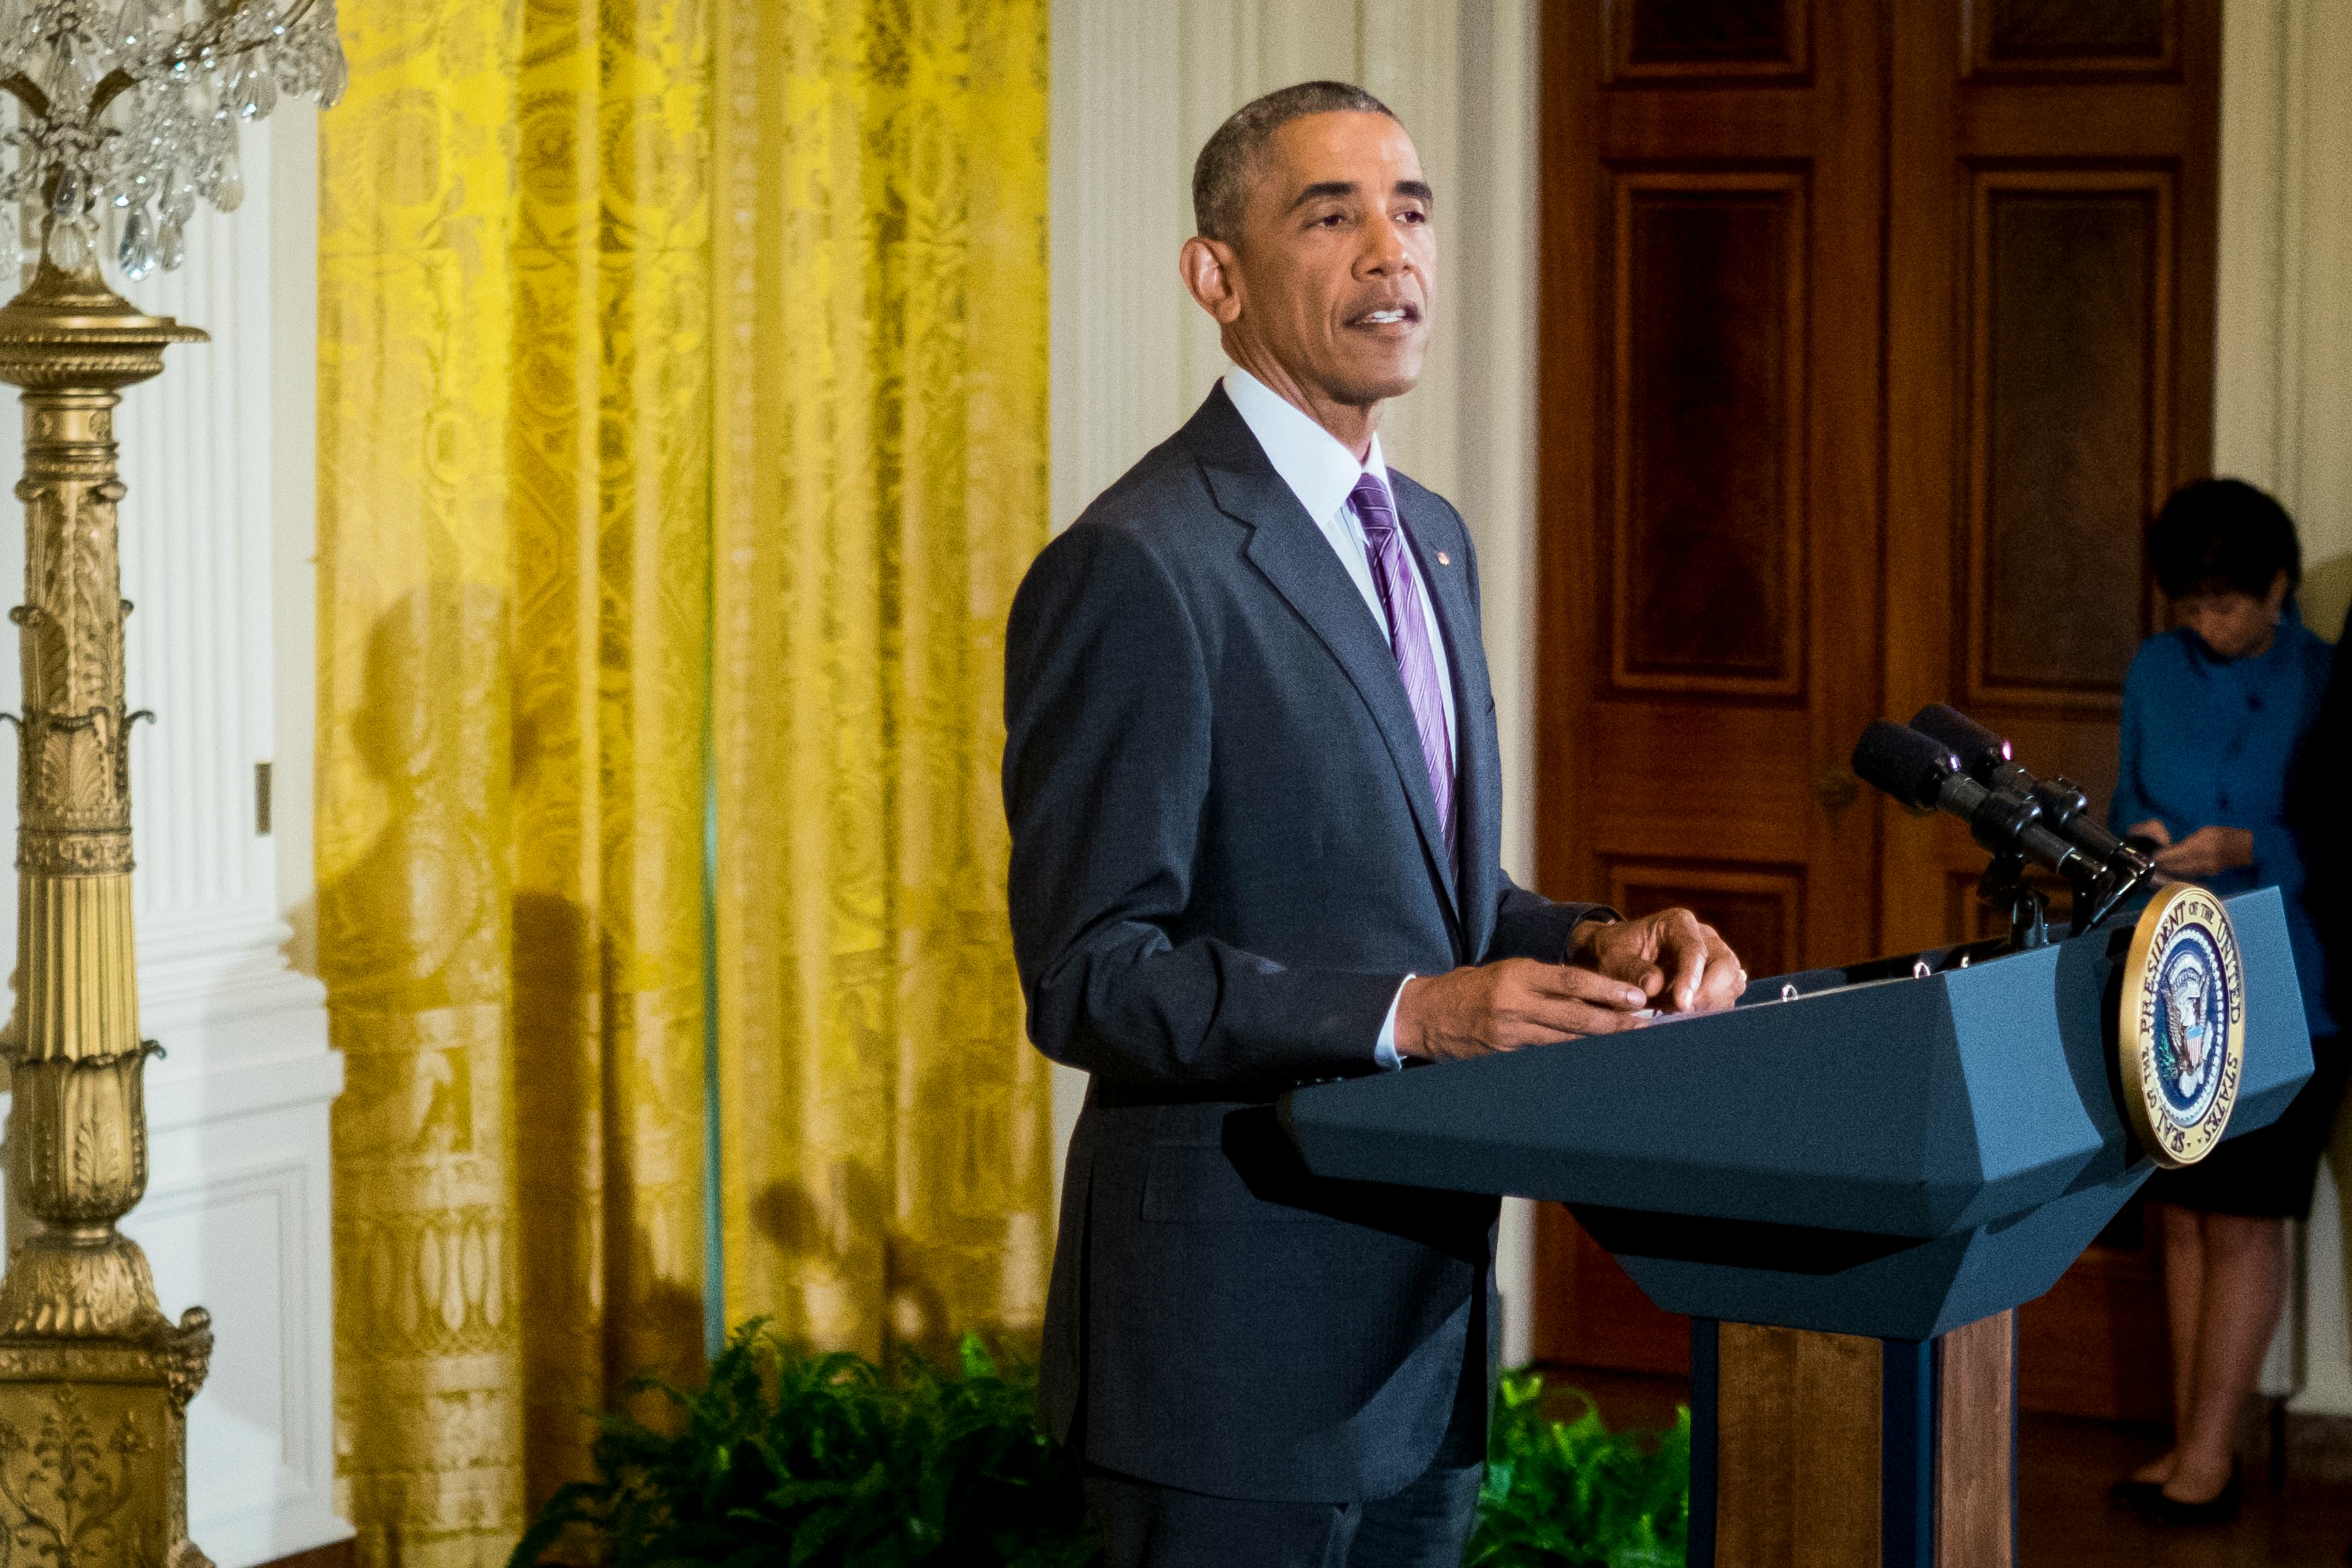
2119;883;2246;1168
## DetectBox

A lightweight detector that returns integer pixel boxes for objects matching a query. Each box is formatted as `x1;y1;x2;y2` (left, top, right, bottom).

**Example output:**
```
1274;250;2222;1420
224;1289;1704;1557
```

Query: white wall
0;107;348;1562
1047;0;1546;1362
2213;0;2352;1417
2215;0;2352;646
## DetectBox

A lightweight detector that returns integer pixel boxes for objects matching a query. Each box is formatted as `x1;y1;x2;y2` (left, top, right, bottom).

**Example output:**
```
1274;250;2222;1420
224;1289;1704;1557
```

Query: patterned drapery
316;1;1051;1561
710;0;1053;1361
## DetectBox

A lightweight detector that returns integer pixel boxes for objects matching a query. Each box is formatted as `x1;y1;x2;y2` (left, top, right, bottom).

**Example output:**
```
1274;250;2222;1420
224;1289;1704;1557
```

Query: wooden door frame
1532;2;1886;958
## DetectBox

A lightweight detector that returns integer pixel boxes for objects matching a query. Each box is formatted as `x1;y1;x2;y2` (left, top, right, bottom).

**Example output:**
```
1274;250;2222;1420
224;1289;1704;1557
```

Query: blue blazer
1002;387;1605;1501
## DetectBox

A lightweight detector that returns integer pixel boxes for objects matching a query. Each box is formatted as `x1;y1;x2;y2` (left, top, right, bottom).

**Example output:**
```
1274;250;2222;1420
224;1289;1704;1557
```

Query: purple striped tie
1350;473;1454;858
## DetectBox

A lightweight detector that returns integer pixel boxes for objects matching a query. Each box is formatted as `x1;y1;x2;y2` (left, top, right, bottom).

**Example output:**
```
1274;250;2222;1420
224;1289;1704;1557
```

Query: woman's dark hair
2148;478;2301;599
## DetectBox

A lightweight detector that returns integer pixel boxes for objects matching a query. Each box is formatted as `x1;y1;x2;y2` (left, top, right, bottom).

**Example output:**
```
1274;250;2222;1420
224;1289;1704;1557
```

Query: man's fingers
1691;934;1746;1011
1526;962;1650;1011
1654;910;1712;1011
1590;951;1665;997
1512;995;1651;1040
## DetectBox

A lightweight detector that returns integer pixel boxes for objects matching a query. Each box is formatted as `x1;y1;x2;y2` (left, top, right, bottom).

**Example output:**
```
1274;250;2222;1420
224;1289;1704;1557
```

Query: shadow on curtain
316;3;1050;1563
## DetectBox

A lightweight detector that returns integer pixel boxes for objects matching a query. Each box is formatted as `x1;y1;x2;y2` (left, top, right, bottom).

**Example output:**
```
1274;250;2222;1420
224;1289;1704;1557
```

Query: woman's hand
2127;819;2172;849
2153;825;2254;880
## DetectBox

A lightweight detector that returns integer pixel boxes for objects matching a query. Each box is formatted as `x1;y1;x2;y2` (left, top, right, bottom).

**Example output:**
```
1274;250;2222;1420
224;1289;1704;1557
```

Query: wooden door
1531;0;1887;1374
1532;0;2219;1415
1878;0;2219;1423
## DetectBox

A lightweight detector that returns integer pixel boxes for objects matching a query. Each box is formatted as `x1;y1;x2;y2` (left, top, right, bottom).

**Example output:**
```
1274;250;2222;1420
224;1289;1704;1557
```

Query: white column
1047;0;1546;1365
0;105;349;1563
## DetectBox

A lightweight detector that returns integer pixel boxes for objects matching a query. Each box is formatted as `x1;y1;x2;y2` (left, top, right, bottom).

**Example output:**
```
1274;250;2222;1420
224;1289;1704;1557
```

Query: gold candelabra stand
0;244;212;1568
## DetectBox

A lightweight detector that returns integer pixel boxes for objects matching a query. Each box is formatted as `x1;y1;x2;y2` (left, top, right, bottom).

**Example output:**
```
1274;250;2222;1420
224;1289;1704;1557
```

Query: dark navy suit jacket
1002;386;1605;1502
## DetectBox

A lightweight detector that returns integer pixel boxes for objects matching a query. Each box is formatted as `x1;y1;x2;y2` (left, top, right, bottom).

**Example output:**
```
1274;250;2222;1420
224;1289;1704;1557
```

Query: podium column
1688;1313;2016;1568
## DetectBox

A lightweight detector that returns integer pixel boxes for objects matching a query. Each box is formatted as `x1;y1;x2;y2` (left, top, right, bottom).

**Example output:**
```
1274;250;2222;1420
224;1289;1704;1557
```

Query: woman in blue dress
2108;479;2338;1526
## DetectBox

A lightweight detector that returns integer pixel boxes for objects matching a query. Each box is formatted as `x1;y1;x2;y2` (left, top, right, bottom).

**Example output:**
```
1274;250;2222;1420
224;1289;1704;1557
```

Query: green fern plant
1464;1371;1689;1568
508;1324;1690;1568
508;1320;1097;1568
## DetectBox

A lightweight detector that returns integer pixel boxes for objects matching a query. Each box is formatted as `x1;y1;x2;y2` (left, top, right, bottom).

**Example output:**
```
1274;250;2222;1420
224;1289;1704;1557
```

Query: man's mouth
1349;304;1420;328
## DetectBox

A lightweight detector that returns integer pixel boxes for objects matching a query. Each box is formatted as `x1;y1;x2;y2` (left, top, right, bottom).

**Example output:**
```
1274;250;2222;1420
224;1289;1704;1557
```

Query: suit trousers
1083;1284;1490;1568
1082;1446;1484;1568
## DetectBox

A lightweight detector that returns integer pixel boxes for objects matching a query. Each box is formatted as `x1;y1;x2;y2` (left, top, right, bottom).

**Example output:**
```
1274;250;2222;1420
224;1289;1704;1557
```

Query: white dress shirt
1222;365;1456;1070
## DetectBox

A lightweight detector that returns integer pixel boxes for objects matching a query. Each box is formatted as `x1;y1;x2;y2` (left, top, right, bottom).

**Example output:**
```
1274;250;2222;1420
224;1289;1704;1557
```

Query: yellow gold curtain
318;0;1053;1561
320;2;711;1561
711;0;1054;1356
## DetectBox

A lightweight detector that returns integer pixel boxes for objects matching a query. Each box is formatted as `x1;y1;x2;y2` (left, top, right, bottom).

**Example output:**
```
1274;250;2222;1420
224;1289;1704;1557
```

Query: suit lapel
1184;389;1462;919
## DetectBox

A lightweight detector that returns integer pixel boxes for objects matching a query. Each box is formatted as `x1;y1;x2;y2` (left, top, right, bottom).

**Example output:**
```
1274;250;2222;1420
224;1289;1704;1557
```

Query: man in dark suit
1003;80;1746;1567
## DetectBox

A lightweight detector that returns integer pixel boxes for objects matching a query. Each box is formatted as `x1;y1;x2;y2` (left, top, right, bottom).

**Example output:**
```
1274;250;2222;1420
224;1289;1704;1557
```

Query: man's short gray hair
1192;80;1397;245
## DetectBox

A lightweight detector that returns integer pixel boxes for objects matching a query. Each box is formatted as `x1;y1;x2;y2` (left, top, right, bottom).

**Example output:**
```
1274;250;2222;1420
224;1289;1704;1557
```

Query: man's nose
1357;212;1409;272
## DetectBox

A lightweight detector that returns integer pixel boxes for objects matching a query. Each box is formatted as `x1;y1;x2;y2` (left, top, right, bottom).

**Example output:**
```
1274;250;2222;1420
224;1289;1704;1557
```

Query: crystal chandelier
0;0;347;278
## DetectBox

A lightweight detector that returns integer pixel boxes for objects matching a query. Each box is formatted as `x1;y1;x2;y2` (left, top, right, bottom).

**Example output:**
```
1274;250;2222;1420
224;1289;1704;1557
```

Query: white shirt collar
1222;363;1390;524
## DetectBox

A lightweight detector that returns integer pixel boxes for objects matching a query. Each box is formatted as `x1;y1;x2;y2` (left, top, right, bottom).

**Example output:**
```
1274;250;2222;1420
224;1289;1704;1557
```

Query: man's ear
1180;235;1244;325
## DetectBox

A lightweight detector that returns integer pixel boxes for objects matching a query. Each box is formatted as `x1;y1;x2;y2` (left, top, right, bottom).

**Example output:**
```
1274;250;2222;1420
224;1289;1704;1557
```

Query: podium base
1688;1313;2015;1568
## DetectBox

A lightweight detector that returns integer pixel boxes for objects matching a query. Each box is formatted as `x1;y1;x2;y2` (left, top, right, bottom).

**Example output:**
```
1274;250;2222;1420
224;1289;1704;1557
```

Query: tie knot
1350;473;1396;536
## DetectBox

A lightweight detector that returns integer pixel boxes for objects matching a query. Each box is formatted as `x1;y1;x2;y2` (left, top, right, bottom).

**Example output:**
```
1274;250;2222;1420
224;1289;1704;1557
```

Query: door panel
1968;0;2174;76
1610;173;1808;697
1610;0;1808;82
1538;0;1882;993
1535;0;2219;1421
1537;0;1883;1375
1878;0;2216;1421
1967;172;2170;711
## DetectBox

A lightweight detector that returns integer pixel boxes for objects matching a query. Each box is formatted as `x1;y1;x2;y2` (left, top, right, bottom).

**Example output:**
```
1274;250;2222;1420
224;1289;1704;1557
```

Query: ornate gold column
0;252;212;1568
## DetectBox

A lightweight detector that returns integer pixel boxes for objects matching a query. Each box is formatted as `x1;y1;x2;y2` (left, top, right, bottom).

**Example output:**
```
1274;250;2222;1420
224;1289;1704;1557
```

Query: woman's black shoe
2144;1462;2242;1527
2107;1477;2166;1511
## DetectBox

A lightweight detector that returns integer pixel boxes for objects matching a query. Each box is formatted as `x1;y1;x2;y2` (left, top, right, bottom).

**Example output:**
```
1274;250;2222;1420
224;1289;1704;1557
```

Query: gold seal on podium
2119;883;2246;1168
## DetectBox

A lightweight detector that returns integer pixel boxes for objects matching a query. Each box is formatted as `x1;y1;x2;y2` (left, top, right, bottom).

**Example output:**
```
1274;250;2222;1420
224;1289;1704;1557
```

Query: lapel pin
1437;551;1450;566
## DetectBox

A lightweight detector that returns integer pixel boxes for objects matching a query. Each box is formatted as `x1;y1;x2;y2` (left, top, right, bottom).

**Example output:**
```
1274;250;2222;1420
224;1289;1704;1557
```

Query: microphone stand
1978;850;2052;951
1977;843;2149;955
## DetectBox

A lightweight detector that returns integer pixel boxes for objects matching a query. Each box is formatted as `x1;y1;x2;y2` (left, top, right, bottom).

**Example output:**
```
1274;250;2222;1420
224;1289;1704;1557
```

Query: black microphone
1907;703;2144;872
1852;721;2089;877
1908;704;2029;789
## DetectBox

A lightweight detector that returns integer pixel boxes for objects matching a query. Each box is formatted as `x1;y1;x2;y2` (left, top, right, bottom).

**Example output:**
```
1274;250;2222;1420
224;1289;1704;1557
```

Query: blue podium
1279;889;2313;1567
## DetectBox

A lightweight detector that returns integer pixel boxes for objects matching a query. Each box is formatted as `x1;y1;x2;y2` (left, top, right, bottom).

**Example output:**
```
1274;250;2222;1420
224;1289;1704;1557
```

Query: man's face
1223;111;1435;407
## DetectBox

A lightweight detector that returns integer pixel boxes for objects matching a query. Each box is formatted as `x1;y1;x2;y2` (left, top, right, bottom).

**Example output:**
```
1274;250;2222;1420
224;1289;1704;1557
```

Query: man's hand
1393;960;1651;1064
1573;908;1746;1015
2153;825;2254;881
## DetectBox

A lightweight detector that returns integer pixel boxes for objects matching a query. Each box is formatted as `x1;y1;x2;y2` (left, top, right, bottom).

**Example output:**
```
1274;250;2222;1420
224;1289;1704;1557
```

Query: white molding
129;1107;342;1565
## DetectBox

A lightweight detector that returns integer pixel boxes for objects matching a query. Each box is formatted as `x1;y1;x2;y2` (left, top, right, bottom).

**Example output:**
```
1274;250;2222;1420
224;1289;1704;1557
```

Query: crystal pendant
319;40;348;108
118;206;153;280
239;65;275;120
155;214;184;271
212;148;242;211
56;41;99;114
116;0;157;48
44;218;88;271
50;165;80;217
